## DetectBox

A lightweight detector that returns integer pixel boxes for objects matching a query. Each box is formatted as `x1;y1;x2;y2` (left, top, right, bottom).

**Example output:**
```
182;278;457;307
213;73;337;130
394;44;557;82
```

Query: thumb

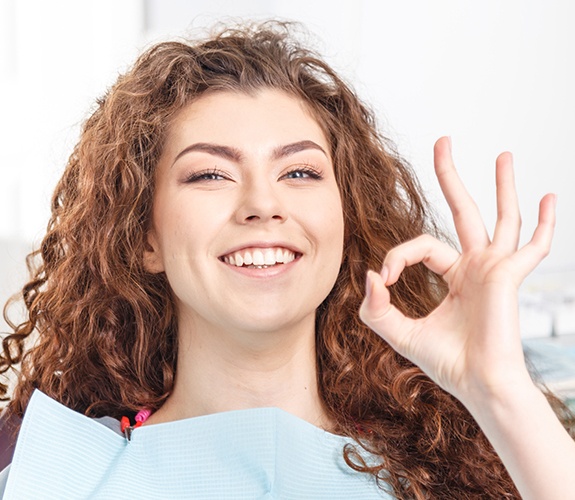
359;269;411;353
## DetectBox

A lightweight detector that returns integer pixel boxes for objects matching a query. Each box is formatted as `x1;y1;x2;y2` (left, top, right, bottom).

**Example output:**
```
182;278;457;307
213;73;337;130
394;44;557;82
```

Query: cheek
314;202;345;302
329;214;345;269
306;191;345;259
323;191;345;238
327;196;345;271
153;195;210;243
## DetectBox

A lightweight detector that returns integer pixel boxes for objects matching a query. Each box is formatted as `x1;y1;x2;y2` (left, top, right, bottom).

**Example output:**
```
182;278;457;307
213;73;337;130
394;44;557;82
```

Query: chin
224;310;316;338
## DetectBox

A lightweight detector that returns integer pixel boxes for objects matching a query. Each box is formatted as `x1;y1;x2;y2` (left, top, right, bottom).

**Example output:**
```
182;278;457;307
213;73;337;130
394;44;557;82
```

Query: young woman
1;21;574;498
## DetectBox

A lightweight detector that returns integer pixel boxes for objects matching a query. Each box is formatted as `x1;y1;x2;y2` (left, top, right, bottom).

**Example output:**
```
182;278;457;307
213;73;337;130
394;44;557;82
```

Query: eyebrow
172;140;328;166
173;143;243;164
271;140;328;160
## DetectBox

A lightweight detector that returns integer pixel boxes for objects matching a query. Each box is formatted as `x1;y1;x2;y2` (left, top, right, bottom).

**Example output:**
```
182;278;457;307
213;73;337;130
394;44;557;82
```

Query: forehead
162;89;331;158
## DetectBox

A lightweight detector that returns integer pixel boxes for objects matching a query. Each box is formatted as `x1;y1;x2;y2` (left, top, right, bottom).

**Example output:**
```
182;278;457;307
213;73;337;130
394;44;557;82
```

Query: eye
281;166;323;181
183;168;228;183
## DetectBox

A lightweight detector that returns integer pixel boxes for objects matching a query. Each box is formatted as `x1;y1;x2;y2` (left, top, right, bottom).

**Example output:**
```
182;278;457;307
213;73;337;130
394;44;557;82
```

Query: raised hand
359;136;556;407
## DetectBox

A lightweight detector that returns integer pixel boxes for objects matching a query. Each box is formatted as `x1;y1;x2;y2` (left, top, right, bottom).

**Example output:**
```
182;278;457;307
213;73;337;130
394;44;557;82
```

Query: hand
359;136;556;407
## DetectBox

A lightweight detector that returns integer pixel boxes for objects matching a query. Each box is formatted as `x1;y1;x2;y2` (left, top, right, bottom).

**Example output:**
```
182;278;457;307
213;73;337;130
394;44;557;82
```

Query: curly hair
1;20;554;498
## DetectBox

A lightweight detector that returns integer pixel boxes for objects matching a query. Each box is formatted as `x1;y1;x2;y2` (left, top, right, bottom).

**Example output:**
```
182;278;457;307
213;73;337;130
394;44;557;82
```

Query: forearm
467;382;575;500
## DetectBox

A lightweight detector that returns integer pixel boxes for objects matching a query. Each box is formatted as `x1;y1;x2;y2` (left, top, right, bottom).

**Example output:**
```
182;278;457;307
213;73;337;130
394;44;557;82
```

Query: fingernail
380;265;389;284
447;136;452;152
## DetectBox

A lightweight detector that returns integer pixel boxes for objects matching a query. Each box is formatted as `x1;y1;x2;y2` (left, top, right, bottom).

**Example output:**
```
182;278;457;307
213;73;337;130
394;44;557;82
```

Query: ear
143;229;165;274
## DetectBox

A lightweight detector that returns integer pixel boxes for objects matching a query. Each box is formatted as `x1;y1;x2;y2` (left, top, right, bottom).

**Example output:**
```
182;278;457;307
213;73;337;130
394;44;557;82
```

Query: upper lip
218;241;303;259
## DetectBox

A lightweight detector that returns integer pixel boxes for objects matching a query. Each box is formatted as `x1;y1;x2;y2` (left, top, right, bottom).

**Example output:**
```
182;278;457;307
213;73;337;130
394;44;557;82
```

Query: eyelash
183;165;323;183
183;168;228;183
282;165;323;180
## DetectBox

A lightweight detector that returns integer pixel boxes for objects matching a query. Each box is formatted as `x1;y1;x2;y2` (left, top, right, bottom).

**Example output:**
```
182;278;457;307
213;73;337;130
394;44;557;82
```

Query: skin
144;89;344;428
143;89;575;497
360;137;575;499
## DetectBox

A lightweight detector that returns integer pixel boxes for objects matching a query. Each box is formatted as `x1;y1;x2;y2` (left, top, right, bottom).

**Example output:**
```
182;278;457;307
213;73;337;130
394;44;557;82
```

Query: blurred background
1;0;574;393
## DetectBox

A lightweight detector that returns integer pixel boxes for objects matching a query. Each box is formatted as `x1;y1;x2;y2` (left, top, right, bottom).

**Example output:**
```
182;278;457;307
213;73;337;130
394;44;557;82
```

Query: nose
235;177;287;224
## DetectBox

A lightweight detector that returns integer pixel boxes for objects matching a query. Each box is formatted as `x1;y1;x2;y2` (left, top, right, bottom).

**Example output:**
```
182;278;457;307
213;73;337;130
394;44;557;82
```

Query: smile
220;247;299;268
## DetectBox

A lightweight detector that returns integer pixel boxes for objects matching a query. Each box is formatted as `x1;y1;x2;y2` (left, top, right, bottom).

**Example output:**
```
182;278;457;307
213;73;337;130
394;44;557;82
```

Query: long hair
1;20;556;498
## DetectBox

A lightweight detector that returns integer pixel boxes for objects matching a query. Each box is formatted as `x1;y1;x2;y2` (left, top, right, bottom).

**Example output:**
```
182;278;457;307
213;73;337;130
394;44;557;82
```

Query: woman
1;21;574;498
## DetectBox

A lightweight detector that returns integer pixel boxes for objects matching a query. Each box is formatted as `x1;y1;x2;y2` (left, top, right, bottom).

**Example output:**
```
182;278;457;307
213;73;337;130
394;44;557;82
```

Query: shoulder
0;408;120;498
0;465;10;497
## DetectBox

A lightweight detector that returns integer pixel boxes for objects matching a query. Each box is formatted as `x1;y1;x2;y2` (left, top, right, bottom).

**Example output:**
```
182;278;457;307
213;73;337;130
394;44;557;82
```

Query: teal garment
3;390;392;499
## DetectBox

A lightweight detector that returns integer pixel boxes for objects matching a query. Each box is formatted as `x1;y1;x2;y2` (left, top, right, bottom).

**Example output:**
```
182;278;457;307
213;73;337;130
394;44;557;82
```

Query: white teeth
264;249;276;265
275;248;284;263
252;250;265;266
243;251;253;265
223;247;297;268
283;249;294;264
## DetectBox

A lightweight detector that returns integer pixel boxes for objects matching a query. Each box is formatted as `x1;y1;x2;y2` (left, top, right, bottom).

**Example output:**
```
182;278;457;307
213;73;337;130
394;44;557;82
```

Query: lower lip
220;256;300;278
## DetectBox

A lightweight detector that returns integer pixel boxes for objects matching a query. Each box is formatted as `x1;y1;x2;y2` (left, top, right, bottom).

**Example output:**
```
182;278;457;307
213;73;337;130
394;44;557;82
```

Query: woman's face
145;89;344;338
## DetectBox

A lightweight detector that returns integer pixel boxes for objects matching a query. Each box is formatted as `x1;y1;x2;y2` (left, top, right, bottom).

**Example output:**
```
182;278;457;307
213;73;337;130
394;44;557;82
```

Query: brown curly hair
1;20;557;498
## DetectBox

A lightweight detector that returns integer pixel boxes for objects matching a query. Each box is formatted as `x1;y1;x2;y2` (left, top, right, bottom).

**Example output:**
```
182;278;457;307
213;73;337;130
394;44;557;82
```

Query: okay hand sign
360;136;556;407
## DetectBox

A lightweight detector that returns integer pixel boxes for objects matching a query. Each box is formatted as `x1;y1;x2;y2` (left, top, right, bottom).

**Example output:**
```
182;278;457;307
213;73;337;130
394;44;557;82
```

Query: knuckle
540;244;551;258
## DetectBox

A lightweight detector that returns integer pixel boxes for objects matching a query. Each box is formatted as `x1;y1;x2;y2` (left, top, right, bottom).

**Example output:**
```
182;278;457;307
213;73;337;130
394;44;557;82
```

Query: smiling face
145;89;344;342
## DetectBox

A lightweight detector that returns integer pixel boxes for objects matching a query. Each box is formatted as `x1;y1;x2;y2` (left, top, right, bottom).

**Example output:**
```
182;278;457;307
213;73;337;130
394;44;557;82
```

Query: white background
1;0;574;336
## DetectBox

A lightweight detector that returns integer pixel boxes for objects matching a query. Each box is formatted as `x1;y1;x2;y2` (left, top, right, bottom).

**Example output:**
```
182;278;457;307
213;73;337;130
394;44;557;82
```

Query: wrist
460;373;542;421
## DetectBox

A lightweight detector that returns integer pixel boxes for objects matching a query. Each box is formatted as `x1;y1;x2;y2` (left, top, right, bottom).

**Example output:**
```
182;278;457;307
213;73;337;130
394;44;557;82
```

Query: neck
147;314;330;430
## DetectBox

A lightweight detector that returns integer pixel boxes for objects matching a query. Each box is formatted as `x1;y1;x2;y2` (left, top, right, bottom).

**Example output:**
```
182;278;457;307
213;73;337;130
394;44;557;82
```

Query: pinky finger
510;194;556;277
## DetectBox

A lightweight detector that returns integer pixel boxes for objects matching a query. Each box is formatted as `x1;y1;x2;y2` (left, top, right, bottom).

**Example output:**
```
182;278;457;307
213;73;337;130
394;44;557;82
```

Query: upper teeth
222;247;296;267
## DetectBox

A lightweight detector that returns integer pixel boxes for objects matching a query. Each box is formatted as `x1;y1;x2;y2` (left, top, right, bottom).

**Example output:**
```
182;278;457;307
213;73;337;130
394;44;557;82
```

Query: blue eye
282;167;323;180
